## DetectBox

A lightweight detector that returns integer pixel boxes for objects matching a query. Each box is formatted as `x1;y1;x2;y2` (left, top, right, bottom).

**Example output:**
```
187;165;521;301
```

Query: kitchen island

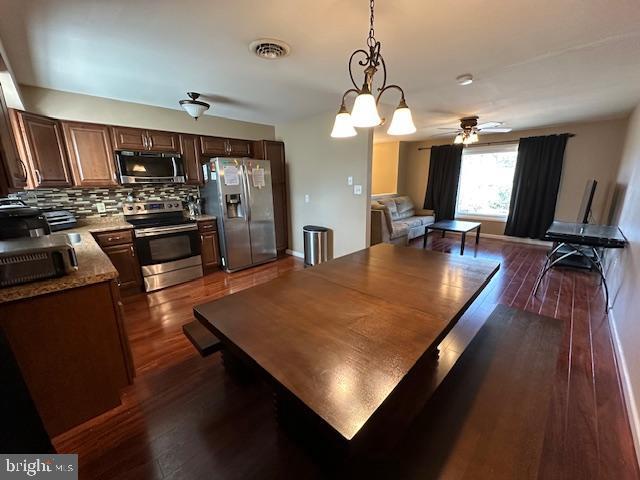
0;218;135;437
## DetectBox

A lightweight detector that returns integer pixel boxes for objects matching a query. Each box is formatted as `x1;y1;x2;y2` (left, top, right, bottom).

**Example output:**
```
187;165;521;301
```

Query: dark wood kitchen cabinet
10;110;72;188
197;220;220;272
0;84;27;193
200;136;252;157
93;229;142;294
62;121;118;187
111;126;179;153
254;140;288;254
179;134;204;185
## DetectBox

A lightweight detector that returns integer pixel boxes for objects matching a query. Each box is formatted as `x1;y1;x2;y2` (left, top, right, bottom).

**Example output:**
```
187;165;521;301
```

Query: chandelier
331;0;416;138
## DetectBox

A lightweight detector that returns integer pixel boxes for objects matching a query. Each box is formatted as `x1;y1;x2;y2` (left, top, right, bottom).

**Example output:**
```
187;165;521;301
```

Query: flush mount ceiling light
456;74;474;86
331;0;416;138
250;38;291;60
179;92;210;120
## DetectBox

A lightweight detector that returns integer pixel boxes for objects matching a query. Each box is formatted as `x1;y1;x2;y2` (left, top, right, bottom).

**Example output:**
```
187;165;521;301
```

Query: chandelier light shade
179;92;210;120
331;104;357;138
454;133;464;144
332;0;416;138
351;92;382;128
387;99;417;136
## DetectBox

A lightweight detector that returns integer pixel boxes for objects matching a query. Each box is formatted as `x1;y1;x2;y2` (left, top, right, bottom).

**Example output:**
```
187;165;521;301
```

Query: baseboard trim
286;249;304;259
426;230;551;247
609;309;640;467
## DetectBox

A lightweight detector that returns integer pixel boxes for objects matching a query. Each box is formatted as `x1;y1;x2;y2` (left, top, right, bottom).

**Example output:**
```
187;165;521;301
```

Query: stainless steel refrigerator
201;157;277;272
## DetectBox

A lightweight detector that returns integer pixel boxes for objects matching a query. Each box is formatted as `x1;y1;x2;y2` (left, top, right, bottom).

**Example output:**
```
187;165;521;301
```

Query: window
455;143;518;219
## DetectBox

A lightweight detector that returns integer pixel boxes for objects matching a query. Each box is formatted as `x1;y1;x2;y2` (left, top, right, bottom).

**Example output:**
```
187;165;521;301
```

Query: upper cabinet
0;85;27;192
111;126;179;153
200;136;252;157
179;134;204;186
62;121;118;187
11;110;72;188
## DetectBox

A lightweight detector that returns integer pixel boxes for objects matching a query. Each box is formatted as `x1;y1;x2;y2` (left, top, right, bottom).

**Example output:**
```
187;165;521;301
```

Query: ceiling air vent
250;39;290;60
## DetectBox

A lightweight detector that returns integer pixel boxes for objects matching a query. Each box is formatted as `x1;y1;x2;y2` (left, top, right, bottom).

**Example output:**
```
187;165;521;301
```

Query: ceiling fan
436;116;512;144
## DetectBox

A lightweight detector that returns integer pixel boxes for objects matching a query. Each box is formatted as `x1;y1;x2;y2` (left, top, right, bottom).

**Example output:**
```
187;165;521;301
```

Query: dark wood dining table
194;243;500;453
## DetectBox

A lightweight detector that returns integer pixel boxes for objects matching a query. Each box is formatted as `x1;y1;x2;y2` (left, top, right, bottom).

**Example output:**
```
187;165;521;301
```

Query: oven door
134;224;201;268
117;151;185;184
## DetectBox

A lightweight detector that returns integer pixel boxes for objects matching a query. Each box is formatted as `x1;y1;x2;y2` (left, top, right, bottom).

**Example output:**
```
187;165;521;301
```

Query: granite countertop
190;214;217;222
0;218;133;305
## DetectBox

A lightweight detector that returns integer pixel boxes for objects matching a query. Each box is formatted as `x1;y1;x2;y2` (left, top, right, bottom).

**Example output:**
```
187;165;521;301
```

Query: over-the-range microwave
116;151;185;184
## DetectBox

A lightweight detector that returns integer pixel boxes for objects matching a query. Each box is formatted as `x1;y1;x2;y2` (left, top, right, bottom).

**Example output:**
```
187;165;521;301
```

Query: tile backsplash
9;184;200;219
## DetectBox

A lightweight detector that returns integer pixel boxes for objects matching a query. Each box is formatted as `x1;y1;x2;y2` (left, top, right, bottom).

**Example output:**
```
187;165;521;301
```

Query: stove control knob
174;203;180;208
126;206;133;211
136;205;143;210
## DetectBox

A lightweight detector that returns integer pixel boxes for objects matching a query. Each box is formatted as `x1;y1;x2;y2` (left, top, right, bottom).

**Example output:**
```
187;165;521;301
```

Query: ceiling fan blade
432;132;457;137
476;121;502;129
479;127;512;133
436;128;461;131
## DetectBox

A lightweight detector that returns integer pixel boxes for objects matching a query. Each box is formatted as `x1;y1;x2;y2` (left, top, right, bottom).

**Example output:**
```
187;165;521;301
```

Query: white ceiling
1;0;640;141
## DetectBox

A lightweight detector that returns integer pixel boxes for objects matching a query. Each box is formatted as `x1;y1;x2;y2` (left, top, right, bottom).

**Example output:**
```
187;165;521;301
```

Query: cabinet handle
147;135;153;150
34;169;42;186
18;159;28;181
142;136;148;150
130;245;135;257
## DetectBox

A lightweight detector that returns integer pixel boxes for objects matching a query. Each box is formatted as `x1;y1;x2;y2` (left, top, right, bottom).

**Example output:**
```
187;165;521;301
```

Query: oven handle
135;224;198;237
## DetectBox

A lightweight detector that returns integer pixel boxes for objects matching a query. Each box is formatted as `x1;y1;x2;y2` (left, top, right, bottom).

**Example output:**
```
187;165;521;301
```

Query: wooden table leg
442;230;446;238
461;232;466;255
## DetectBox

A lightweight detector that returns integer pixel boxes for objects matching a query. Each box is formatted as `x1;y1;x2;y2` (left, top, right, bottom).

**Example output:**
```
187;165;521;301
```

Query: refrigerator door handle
242;163;252;223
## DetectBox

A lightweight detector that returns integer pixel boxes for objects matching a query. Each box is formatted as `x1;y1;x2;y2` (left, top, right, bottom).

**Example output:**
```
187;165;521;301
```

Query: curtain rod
417;133;575;151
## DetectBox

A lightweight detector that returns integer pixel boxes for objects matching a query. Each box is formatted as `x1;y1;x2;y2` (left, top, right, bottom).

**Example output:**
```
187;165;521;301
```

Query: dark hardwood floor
53;236;639;479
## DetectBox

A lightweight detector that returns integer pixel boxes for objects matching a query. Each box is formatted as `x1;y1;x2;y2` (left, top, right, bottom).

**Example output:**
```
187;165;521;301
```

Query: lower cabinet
0;280;133;436
198;220;220;273
93;229;142;295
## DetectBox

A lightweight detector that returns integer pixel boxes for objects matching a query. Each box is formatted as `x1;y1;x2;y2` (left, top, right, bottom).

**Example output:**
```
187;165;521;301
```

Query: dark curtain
423;144;463;221
504;134;569;239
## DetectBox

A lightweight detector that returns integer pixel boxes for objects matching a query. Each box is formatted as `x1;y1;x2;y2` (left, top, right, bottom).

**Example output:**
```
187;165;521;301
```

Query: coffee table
423;220;482;255
194;243;499;453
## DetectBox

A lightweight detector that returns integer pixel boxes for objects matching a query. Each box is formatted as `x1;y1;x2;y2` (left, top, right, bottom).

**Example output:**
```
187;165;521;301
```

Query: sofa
370;194;435;246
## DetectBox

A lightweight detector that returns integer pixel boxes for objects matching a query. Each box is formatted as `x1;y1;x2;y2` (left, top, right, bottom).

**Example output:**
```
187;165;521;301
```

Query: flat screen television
577;179;597;224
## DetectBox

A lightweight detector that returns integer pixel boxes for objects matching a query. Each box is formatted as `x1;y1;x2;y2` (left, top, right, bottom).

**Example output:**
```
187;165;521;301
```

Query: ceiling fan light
179;92;210;120
469;132;479;143
387;102;416;136
351;93;381;128
331;105;357;138
454;133;464;144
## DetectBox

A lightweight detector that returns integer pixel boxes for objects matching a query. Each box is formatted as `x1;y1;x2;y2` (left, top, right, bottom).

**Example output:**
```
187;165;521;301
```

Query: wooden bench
182;320;222;357
393;304;564;479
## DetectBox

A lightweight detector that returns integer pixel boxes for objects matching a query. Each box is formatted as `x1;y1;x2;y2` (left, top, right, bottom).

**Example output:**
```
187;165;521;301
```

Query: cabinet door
102;243;142;290
0;86;27;190
146;130;179;153
17;112;72;187
111;126;147;151
200;136;228;156
227;138;252;157
179;134;203;185
201;232;219;270
257;141;287;253
63;121;118;187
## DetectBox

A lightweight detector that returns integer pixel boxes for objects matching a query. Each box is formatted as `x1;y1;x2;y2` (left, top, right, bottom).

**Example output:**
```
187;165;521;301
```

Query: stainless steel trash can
303;225;329;267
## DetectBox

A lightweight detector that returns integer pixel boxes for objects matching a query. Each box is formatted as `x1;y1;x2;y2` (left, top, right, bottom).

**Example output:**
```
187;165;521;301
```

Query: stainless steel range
123;200;202;292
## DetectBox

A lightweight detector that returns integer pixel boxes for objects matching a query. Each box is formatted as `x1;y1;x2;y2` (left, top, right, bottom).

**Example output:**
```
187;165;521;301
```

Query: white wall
398;117;629;235
19;86;275;140
608;103;640;458
276;111;372;258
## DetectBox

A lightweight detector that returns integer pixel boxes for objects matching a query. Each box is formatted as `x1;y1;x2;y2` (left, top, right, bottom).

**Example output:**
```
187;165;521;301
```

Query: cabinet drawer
93;229;134;247
197;220;217;233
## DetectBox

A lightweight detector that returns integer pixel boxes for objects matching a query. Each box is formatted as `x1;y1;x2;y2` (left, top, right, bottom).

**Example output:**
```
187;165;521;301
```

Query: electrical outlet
96;202;106;213
347;176;353;186
304;194;310;203
353;185;363;195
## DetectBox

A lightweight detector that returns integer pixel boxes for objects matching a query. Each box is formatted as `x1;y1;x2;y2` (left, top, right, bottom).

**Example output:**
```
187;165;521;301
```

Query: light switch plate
304;194;310;203
96;202;106;213
347;176;353;186
353;185;363;195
